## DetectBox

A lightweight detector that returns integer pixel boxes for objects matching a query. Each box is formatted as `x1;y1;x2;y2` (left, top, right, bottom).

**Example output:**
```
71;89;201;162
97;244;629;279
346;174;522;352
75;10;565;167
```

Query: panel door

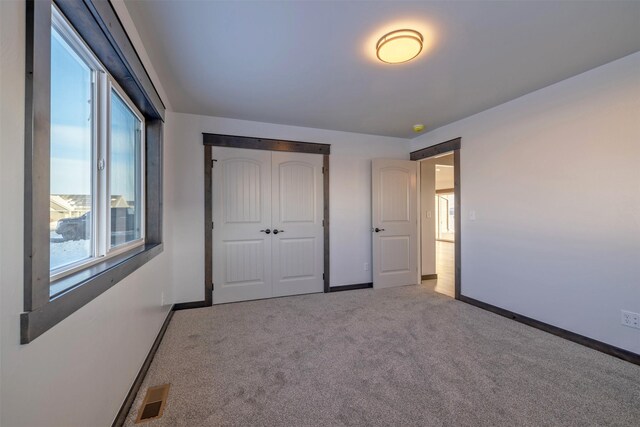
271;152;324;297
372;159;418;288
212;147;272;304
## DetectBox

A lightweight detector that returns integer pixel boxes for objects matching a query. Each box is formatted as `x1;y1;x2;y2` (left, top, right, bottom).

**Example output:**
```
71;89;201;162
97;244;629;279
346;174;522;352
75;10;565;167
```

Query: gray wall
411;52;640;354
2;1;638;424
435;154;454;190
420;159;436;275
0;3;173;426
165;112;411;303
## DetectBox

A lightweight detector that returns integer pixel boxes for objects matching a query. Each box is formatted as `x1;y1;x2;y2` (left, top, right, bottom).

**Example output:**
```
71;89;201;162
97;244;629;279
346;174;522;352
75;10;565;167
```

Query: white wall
4;1;636;424
420;160;436;276
435;168;454;191
111;0;173;112
435;154;454;190
411;52;640;354
166;112;410;303
0;2;174;426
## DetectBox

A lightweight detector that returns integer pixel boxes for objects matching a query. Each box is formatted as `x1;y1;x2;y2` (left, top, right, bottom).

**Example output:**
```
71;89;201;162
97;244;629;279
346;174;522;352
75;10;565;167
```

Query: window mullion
139;124;146;241
91;69;98;260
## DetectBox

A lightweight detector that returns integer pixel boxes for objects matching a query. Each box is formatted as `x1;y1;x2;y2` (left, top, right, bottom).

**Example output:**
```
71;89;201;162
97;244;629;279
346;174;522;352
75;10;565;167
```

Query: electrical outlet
621;310;640;329
364;262;370;271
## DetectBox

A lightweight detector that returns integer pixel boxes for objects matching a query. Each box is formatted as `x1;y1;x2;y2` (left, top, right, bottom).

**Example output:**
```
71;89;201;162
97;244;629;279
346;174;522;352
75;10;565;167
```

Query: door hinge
212;221;214;229
211;159;217;167
323;273;325;280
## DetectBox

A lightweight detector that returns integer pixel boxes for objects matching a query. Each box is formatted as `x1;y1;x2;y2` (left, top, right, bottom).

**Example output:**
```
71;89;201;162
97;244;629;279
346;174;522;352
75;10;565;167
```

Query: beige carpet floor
124;284;640;426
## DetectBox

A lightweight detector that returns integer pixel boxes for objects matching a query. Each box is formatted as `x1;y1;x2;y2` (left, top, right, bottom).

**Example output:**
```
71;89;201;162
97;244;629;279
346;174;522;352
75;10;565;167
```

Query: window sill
21;243;163;344
50;241;146;298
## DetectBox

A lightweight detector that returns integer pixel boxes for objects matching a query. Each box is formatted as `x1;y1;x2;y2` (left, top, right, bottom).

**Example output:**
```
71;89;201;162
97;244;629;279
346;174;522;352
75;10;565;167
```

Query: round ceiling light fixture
376;29;424;64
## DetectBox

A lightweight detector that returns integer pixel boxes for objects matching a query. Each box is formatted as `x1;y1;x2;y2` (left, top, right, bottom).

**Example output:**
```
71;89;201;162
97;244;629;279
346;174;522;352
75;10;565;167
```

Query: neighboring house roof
51;194;92;210
49;195;76;212
50;194;130;209
111;195;130;208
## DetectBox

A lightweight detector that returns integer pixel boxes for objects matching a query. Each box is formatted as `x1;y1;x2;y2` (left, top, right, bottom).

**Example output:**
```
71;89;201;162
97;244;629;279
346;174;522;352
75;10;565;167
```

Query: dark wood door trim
203;133;330;155
453;149;461;299
174;144;215;311
411;139;461;299
203;144;213;306
178;134;331;309
412;138;640;365
323;155;330;292
410;137;460;161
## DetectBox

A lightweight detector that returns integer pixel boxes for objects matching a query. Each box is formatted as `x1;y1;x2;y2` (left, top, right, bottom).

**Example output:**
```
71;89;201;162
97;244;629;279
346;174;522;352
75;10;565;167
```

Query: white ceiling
124;0;640;138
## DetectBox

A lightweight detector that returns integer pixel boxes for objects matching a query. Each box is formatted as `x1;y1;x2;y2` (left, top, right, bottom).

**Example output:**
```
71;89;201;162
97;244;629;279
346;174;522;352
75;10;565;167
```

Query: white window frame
49;6;145;285
105;79;146;256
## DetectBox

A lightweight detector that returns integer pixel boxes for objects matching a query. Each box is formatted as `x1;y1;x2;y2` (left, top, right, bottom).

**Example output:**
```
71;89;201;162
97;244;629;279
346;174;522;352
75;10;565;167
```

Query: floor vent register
136;384;170;423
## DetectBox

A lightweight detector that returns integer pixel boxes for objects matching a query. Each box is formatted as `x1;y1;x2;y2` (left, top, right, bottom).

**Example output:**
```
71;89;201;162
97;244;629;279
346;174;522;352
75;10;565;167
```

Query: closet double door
212;147;324;304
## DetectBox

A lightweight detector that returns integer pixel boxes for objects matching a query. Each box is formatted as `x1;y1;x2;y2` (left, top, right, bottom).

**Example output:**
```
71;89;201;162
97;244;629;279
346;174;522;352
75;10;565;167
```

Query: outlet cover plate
621;310;640;329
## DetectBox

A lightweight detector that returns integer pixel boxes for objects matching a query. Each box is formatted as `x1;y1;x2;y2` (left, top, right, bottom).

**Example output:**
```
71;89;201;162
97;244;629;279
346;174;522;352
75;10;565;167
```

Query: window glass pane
110;90;143;247
50;27;93;271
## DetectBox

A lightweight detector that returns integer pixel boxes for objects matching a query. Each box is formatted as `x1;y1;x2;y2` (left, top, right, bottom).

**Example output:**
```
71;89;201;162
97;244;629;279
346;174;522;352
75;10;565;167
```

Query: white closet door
372;159;418;288
271;152;324;297
212;147;272;304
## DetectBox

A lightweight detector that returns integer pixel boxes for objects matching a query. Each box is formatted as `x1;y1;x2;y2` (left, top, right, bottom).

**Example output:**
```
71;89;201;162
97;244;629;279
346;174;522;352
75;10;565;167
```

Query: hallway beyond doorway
418;146;458;300
422;241;454;298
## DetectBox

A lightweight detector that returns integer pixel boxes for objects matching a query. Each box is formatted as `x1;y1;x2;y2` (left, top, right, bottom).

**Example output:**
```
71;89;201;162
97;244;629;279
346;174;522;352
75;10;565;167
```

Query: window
109;89;144;248
50;21;94;272
49;7;145;294
22;0;165;343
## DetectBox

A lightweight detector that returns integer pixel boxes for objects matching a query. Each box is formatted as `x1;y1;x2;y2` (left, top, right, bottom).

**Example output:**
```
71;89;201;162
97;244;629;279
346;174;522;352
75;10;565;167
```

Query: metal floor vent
135;384;170;423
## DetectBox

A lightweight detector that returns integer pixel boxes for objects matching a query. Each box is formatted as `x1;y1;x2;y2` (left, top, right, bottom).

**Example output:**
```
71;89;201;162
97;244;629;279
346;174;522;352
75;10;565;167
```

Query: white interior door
372;159;418;288
213;147;272;304
271;152;324;297
213;147;324;304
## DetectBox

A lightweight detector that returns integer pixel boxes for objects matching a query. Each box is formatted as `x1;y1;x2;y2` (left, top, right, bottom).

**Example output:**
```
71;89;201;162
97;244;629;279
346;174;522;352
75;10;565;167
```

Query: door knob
273;229;284;234
374;227;385;233
260;229;271;234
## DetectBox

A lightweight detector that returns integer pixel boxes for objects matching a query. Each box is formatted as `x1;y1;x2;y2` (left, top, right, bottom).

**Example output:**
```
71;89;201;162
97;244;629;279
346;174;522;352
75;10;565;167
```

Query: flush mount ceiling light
376;29;424;64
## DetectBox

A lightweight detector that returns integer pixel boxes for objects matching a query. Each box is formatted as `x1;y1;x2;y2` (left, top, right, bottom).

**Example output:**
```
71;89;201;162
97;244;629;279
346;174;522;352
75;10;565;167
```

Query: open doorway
419;153;455;297
411;137;461;300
